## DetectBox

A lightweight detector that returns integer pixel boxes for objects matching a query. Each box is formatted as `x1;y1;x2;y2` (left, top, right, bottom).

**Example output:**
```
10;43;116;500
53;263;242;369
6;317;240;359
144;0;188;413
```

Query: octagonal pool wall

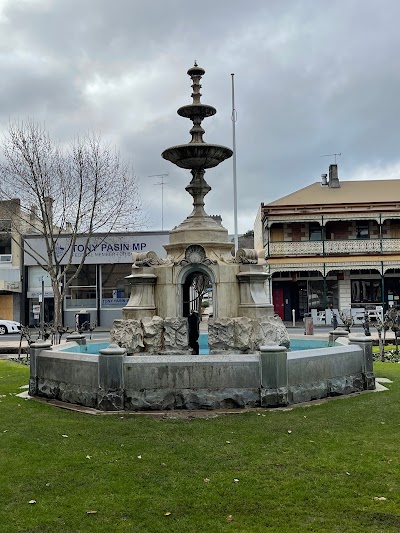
28;335;375;411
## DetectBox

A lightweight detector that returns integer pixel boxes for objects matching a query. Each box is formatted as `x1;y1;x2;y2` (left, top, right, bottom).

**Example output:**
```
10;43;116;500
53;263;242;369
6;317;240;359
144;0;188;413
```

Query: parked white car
0;319;22;335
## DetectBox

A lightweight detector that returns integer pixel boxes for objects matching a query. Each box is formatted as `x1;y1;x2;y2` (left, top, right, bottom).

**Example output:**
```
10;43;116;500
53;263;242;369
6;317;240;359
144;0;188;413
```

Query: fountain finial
187;63;205;105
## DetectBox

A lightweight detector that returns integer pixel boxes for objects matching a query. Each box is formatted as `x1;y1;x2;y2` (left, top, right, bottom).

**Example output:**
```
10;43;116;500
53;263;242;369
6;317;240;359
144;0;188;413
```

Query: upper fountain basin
177;104;216;120
162;143;233;169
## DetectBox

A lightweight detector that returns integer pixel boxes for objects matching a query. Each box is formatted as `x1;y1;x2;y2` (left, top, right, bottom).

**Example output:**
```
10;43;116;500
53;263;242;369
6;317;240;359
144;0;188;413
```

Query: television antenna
148;173;169;230
321;152;342;164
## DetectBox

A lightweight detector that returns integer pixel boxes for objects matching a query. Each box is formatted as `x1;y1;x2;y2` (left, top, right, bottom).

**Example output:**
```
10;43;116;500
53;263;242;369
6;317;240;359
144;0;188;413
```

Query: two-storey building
254;164;400;322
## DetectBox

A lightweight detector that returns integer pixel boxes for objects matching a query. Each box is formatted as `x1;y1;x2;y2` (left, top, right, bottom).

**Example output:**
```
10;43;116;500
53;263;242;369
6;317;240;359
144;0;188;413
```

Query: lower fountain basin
162;143;233;169
29;335;373;411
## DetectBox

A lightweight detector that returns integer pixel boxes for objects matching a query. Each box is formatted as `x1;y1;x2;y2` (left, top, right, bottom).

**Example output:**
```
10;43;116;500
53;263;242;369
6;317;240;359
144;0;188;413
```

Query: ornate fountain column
162;63;233;261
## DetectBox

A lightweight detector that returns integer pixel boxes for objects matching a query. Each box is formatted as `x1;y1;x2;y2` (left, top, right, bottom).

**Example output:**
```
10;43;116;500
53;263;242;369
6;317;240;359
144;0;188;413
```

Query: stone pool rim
29;333;375;411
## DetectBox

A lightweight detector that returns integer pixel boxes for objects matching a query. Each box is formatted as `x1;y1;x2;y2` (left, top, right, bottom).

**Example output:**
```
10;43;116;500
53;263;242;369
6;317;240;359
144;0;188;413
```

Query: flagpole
231;73;238;253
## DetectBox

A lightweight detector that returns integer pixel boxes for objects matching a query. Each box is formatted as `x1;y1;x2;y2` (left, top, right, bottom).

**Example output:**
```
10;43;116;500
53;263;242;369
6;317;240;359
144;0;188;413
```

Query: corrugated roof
266;180;400;207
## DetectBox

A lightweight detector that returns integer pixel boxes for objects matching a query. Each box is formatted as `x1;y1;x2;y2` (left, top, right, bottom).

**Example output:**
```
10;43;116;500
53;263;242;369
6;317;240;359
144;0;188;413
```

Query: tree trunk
52;280;63;329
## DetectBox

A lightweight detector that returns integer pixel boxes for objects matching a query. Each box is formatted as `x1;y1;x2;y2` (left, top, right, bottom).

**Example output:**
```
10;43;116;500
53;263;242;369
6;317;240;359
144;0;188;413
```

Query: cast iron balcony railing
268;238;400;257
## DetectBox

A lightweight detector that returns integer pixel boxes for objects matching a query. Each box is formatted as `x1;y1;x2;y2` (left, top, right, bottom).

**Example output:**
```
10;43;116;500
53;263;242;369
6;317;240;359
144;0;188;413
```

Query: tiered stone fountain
28;65;374;412
112;63;289;354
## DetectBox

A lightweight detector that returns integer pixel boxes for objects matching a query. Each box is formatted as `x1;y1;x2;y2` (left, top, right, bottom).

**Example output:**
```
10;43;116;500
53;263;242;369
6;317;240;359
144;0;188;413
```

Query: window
307;280;339;311
351;279;381;303
101;264;131;308
309;223;322;241
65;265;97;309
0;236;11;255
356;223;369;239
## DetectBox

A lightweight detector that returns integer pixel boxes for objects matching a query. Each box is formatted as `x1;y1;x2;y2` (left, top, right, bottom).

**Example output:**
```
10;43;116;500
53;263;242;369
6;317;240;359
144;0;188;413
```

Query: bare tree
0;119;144;328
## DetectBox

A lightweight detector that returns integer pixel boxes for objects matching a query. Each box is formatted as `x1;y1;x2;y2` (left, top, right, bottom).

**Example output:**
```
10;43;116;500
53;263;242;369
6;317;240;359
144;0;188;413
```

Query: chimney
44;197;54;228
321;173;328;186
328;164;340;188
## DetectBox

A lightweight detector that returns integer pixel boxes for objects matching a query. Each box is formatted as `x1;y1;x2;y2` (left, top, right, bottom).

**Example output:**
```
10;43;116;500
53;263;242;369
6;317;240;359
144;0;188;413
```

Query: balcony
268;238;400;257
269;241;323;256
324;239;382;254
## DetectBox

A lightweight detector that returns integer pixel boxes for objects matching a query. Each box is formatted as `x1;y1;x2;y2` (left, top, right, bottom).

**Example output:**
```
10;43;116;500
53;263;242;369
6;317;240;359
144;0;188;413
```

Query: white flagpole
231;73;238;254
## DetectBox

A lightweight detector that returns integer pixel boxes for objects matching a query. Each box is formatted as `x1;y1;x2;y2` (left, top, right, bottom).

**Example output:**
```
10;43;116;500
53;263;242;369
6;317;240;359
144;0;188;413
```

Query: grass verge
1;360;400;532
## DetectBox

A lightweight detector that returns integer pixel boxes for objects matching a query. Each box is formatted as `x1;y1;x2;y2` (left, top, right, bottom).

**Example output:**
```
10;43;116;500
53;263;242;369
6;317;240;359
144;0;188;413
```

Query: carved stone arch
176;263;217;318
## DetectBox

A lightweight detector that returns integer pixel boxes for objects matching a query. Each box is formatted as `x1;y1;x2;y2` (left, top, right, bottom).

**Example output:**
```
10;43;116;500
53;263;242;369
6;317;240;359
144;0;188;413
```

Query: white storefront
23;232;169;328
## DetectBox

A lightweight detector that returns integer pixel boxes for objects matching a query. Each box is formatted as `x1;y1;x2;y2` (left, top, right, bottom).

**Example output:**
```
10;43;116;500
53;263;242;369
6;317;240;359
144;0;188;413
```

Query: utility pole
148;173;169;230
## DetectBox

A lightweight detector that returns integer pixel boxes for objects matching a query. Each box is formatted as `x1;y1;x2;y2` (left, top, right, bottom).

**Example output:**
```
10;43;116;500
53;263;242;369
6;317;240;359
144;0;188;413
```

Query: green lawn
1;360;400;533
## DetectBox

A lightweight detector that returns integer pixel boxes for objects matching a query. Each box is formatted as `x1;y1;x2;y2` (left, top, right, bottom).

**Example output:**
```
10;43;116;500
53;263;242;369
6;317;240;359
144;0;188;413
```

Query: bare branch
0;120;145;327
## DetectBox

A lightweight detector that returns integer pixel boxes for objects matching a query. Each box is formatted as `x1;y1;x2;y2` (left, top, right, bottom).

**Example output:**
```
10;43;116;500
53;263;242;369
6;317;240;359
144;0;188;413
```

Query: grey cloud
1;0;400;233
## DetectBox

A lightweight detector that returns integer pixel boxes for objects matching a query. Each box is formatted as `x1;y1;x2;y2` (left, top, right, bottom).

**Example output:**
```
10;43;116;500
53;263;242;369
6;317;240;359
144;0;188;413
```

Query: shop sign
4;281;22;292
101;298;129;306
24;233;169;265
27;289;54;299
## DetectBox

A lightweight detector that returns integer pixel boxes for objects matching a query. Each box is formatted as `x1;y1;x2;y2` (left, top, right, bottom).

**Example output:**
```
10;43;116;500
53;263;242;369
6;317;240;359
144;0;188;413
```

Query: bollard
304;317;314;335
348;335;375;390
328;328;349;345
98;343;126;410
29;341;52;396
259;344;289;407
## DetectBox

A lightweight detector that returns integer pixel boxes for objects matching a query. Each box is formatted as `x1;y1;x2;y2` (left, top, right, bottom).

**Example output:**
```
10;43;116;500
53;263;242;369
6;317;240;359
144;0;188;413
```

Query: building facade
254;164;400;322
23;231;169;328
0;200;25;322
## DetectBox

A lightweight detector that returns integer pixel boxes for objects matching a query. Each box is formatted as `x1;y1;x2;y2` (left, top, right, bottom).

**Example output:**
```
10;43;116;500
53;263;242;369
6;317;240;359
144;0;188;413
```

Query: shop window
356;223;369;239
101;264;131;307
351;279;381;303
309;223;322;241
65;264;97;309
308;280;339;311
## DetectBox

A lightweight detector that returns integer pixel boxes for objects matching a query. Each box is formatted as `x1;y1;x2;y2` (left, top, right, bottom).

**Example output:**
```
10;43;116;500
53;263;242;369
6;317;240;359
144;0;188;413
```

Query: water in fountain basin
60;336;335;355
62;343;109;354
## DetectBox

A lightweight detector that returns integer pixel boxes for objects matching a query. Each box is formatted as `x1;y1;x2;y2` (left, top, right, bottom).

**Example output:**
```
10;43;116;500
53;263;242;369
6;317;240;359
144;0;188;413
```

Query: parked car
0;319;22;335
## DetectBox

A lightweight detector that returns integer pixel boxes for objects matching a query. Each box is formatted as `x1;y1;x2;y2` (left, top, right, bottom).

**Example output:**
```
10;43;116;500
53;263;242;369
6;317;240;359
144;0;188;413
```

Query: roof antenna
321;152;342;164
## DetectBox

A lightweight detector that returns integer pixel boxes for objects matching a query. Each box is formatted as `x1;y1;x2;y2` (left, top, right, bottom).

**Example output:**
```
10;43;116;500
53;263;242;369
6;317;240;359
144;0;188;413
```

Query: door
392;222;400;239
0;294;13;320
270;225;284;242
272;287;285;320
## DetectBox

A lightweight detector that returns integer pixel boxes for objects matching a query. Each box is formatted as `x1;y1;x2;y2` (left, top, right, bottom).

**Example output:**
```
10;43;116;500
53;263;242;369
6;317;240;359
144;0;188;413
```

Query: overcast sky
1;0;400;234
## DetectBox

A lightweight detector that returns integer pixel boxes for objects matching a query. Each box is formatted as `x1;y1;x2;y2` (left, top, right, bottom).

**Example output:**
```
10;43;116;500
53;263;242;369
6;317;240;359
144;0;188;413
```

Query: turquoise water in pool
61;336;333;355
289;338;334;350
62;342;109;354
